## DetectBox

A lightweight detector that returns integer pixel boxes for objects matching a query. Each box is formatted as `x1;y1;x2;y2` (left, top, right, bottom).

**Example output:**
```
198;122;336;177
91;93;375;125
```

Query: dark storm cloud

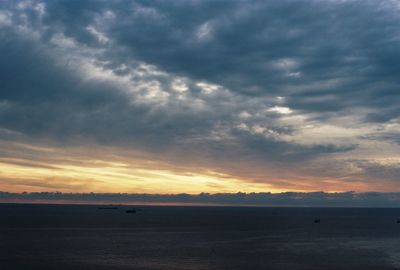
0;28;215;148
0;0;399;188
33;0;400;115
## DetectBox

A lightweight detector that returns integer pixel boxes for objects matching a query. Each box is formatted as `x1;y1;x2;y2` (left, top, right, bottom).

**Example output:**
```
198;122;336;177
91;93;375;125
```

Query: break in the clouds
0;0;399;193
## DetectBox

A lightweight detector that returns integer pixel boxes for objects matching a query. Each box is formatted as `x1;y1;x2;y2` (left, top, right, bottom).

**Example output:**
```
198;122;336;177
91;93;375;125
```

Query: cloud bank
2;191;400;207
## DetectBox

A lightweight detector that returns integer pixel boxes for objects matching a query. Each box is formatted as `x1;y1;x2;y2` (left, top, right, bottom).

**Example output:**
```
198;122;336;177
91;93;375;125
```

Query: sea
1;203;400;270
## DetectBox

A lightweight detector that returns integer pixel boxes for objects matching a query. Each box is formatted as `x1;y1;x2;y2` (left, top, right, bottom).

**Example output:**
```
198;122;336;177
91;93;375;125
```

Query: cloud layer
3;191;400;207
0;0;399;193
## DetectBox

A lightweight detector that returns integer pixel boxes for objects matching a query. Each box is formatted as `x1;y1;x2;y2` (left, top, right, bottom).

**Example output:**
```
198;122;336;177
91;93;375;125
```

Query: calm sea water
1;204;400;270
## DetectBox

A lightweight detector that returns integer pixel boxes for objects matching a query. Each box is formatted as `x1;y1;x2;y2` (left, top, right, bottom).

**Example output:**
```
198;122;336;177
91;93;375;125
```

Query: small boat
314;219;321;223
396;219;400;224
126;209;137;214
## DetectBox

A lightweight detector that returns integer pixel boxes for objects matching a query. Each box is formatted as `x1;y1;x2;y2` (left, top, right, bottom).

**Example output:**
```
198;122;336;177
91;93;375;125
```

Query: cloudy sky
0;0;399;194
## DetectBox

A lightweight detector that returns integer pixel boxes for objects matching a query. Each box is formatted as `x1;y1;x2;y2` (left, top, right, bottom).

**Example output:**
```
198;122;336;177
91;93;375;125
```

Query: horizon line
2;191;400;207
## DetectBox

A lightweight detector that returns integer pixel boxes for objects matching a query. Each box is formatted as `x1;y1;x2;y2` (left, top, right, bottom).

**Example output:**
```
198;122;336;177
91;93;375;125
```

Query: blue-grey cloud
34;0;400;114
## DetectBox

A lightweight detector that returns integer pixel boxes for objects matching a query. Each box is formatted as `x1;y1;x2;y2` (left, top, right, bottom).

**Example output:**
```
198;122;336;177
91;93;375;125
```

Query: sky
0;0;399;194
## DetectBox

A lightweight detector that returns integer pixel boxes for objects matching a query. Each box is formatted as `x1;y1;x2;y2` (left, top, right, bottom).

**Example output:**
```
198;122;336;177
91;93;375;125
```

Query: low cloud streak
2;191;400;208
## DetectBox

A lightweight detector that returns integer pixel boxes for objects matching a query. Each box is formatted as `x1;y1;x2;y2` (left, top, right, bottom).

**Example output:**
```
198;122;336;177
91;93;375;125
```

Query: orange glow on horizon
0;160;289;194
1;143;399;194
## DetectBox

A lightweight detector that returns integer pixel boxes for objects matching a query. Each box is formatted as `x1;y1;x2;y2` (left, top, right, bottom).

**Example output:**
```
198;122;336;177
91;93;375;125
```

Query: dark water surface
1;204;400;269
